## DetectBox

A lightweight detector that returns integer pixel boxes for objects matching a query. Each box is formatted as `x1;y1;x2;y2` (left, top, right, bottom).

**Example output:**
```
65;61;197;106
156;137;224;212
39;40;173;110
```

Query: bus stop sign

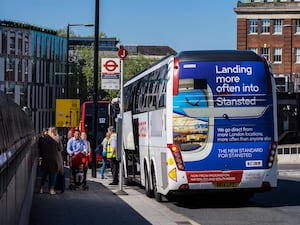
118;48;128;60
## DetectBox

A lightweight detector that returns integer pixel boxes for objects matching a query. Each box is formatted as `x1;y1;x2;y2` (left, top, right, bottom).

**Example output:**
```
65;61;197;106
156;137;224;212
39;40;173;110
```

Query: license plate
214;182;239;188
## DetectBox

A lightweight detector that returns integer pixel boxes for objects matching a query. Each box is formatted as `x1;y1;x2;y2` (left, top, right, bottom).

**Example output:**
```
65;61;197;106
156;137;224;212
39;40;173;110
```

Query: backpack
94;143;103;155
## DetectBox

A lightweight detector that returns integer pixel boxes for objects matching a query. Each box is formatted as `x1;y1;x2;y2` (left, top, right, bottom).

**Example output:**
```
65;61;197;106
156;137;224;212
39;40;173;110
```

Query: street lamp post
66;23;93;98
92;0;100;178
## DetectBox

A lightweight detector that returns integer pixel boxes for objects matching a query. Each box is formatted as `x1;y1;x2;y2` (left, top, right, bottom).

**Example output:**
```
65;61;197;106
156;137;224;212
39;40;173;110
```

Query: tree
75;46;159;102
123;54;159;83
56;28;75;37
56;28;106;38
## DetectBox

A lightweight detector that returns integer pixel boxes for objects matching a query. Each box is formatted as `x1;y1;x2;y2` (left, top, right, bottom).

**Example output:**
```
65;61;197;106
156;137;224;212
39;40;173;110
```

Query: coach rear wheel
151;168;163;202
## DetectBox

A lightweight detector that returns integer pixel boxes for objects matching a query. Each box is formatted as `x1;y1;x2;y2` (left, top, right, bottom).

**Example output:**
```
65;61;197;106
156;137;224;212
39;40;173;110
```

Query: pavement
29;167;199;225
278;163;300;179
29;164;300;225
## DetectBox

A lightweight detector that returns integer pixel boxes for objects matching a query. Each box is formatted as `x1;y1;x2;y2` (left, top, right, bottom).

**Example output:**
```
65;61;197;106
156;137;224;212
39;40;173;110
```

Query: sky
0;0;238;52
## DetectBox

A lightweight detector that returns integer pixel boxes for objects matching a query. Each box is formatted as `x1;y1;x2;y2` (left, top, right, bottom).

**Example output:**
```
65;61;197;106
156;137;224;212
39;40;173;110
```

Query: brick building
234;0;300;143
234;0;300;92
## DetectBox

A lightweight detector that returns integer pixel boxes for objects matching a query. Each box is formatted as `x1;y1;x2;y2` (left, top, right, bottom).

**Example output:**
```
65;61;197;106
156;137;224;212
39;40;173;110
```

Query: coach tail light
267;142;277;168
167;144;185;171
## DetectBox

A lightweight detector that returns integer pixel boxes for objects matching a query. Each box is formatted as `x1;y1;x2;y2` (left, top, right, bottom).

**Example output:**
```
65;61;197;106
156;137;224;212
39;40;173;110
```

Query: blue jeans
41;171;58;189
100;152;107;178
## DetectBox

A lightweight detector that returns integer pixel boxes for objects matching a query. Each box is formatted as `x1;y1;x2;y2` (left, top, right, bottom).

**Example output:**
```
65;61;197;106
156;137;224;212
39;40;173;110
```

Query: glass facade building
0;21;67;132
0;20;173;134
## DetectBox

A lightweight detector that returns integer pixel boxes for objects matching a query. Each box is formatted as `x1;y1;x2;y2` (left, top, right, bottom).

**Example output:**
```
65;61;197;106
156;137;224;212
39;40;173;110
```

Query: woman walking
39;127;64;195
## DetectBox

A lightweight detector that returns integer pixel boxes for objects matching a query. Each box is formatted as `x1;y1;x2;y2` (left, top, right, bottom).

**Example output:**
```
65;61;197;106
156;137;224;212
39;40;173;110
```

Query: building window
249;19;258;34
24;34;29;56
9;32;16;55
273;48;282;63
295;48;300;63
5;83;15;97
261;48;270;61
261;19;270;34
296;20;300;34
18;32;23;55
25;60;28;82
249;48;258;54
273;19;282;34
2;31;7;54
5;58;15;81
18;60;22;81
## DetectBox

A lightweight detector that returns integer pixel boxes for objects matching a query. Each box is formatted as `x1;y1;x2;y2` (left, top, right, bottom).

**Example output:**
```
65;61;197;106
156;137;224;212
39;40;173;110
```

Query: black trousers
110;158;120;183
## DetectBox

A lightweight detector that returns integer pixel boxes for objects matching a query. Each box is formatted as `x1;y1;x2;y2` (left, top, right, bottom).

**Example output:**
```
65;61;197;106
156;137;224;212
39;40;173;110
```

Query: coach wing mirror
179;78;207;90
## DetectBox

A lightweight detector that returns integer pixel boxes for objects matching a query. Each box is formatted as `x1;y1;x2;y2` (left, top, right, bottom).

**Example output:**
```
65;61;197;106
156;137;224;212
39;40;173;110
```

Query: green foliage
56;28;76;37
56;29;66;37
124;54;159;82
74;47;160;102
76;45;94;98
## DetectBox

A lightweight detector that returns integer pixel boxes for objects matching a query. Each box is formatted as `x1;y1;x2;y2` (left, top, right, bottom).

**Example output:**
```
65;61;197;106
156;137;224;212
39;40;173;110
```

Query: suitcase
55;171;65;192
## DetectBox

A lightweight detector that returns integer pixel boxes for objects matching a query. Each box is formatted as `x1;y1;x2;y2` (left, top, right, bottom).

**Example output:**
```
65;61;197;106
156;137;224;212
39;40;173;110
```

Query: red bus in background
79;101;111;167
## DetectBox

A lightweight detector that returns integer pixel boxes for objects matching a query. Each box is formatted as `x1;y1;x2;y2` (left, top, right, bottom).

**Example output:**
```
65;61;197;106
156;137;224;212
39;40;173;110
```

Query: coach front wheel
144;166;153;198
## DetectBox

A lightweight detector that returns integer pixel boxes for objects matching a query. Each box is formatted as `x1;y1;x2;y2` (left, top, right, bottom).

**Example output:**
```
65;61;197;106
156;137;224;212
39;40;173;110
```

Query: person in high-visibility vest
107;126;119;185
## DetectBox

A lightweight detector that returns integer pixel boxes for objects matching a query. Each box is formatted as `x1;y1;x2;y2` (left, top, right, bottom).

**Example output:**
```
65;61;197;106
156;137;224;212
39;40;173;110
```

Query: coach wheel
144;166;153;198
152;167;163;202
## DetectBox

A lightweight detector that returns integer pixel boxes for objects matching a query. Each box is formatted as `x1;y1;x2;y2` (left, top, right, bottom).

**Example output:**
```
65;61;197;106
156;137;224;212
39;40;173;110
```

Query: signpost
101;48;128;195
116;47;128;195
101;58;120;90
103;59;120;72
118;48;128;60
55;99;80;127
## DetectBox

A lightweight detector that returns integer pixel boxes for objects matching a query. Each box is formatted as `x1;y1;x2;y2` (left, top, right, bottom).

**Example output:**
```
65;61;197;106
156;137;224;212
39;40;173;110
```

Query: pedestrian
39;127;64;195
81;132;91;156
100;131;109;179
38;128;48;167
64;128;75;166
66;130;88;156
106;126;119;185
66;130;88;186
51;127;65;192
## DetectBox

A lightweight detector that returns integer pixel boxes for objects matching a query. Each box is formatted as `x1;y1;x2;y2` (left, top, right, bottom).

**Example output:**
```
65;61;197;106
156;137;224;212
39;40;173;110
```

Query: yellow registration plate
214;182;239;188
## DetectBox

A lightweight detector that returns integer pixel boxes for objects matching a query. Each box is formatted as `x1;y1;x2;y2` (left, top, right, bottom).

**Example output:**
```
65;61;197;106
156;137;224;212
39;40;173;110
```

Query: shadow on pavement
30;170;152;225
169;179;300;209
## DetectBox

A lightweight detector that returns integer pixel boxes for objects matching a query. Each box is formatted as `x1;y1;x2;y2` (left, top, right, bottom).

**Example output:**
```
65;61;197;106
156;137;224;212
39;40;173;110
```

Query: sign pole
116;47;128;195
92;0;99;178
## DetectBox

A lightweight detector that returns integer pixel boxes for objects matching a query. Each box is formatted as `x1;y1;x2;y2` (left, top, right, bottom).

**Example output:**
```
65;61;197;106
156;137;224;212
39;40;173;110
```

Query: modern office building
69;36;119;53
0;20;67;133
123;45;177;58
0;20;177;133
0;21;125;133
